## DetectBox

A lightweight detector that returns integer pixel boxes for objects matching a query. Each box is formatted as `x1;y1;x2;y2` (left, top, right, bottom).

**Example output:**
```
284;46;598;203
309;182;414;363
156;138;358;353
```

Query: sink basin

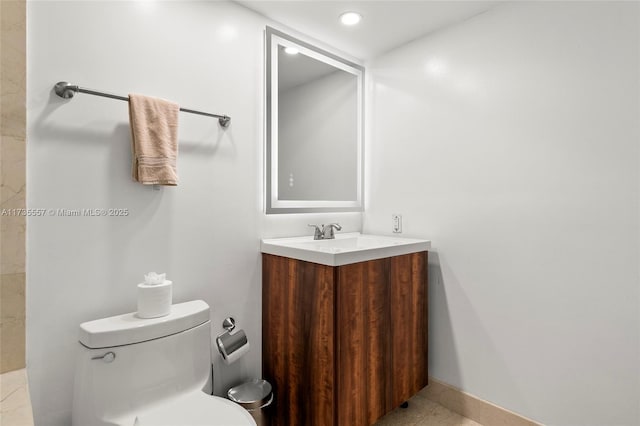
261;232;430;266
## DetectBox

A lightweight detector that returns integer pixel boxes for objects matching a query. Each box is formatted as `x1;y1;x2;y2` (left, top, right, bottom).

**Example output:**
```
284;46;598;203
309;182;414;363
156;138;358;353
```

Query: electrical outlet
392;214;402;233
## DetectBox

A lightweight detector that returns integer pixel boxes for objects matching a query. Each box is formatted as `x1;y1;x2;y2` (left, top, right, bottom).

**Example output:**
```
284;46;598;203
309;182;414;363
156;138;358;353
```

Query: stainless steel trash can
228;379;273;426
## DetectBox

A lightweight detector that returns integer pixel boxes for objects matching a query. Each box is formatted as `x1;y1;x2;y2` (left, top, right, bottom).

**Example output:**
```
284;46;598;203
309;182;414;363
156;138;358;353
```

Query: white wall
279;70;358;201
26;1;360;425
364;2;639;425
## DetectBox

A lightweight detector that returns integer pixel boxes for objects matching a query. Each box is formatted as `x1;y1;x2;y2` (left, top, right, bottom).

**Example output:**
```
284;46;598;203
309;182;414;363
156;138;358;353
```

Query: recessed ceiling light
284;46;299;55
339;11;362;26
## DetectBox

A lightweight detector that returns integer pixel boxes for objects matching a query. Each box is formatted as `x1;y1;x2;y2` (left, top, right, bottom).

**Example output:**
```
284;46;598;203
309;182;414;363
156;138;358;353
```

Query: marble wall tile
0;273;26;373
0;136;26;207
1;0;27;140
0;147;26;274
0;0;26;374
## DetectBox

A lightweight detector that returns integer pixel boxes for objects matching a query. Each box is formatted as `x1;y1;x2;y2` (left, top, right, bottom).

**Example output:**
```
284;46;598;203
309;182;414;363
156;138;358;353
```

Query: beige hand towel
129;94;180;185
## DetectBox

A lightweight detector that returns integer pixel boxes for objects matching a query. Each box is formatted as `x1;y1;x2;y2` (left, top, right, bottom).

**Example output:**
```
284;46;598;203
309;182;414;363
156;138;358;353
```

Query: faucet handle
308;224;324;240
322;223;342;239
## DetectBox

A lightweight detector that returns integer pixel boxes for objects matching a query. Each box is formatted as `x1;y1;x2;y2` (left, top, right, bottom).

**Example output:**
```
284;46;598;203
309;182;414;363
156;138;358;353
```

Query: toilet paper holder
216;317;249;364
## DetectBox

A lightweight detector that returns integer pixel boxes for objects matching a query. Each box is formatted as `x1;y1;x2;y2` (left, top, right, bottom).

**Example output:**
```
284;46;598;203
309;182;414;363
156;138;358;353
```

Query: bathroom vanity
261;233;430;425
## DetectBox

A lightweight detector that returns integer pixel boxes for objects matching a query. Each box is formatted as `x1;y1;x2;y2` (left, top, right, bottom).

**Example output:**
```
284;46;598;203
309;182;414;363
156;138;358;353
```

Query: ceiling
236;0;499;60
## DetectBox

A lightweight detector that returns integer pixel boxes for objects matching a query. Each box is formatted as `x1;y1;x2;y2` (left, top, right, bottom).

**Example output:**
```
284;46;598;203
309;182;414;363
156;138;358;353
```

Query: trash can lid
228;379;273;410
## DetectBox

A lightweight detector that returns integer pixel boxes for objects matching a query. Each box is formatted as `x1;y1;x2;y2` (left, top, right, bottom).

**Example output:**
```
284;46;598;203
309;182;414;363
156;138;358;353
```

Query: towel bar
54;81;231;127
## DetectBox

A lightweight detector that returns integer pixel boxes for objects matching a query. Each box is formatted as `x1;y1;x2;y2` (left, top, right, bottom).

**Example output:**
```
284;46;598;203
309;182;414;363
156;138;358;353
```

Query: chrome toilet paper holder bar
216;317;249;363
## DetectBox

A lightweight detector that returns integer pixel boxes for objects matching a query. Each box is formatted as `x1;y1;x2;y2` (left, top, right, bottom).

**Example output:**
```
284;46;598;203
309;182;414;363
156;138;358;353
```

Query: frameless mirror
265;27;364;214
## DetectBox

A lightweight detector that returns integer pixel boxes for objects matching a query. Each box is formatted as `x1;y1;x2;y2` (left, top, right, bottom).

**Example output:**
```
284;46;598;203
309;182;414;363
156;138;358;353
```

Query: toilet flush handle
91;351;116;363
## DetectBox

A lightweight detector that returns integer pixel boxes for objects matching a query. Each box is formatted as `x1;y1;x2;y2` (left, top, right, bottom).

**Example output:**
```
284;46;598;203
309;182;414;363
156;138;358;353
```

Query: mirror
266;27;364;214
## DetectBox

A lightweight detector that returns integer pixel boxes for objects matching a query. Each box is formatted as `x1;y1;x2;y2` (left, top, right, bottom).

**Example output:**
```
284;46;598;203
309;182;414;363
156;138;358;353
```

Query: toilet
71;300;255;426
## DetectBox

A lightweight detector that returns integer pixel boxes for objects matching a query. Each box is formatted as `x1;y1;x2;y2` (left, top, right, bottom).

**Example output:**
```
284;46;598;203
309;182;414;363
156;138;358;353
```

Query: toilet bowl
134;391;253;426
72;300;255;426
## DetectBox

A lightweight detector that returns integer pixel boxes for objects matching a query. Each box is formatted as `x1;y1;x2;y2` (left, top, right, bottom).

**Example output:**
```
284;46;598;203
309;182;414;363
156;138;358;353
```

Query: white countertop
261;232;430;266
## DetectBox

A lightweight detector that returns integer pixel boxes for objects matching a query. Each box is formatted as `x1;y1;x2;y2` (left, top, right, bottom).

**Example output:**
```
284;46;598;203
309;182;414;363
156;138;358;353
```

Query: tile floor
0;369;34;426
375;387;481;426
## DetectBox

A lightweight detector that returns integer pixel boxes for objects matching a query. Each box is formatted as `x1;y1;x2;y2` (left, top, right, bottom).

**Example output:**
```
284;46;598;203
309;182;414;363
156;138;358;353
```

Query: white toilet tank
72;300;213;426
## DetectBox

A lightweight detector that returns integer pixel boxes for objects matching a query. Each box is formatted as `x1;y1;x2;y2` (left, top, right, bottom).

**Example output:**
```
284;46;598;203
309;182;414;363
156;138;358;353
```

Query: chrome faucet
308;223;342;240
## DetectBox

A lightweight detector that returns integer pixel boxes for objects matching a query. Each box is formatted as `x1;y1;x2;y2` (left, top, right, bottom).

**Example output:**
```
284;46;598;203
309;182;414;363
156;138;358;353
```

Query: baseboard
424;377;543;426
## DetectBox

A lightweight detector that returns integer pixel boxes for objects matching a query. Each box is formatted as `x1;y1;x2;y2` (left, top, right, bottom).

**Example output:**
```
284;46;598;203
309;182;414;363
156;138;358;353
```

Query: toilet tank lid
79;300;210;349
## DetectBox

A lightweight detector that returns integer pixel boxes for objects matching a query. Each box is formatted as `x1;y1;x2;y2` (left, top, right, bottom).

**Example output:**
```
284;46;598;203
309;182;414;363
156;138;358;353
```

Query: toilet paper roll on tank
137;272;173;319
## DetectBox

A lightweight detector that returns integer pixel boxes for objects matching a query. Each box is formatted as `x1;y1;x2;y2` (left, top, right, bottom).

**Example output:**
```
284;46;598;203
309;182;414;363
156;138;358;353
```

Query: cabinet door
262;254;336;426
390;252;429;407
337;259;393;425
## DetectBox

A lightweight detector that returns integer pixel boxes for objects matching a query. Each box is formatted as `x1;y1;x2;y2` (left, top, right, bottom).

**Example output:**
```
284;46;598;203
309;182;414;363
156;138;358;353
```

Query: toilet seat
134;391;256;426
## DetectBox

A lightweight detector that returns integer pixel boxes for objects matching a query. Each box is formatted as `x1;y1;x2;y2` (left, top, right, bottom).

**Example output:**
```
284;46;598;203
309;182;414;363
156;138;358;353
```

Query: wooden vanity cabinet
262;251;428;426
